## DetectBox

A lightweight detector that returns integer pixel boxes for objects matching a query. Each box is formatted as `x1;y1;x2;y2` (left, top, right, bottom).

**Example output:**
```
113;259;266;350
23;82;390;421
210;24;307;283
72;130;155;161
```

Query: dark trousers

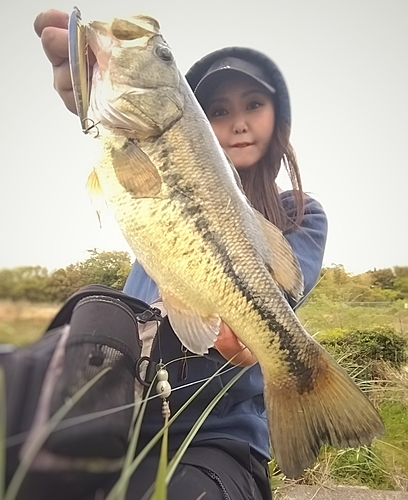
124;440;272;500
15;441;272;500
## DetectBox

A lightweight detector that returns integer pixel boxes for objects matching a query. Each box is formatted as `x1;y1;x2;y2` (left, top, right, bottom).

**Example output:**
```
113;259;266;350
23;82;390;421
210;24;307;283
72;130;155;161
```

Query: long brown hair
238;120;305;233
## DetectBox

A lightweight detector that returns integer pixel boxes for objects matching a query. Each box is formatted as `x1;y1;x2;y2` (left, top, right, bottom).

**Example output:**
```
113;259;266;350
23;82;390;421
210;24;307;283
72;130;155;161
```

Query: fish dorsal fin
161;293;220;355
254;210;304;302
111;139;162;198
222;150;304;301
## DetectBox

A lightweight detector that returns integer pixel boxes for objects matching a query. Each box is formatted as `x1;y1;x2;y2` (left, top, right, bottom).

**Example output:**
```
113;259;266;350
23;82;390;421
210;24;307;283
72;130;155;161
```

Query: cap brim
194;67;276;103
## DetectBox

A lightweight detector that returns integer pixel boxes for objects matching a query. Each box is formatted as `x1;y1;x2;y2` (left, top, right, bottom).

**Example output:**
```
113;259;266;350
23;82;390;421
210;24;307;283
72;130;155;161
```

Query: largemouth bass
70;11;384;478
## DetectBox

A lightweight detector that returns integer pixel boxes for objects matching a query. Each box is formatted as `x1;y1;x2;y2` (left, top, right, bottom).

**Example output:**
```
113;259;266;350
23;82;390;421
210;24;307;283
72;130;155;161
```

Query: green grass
298;298;408;337
279;299;408;491
330;446;393;489
377;401;408;490
306;401;408;491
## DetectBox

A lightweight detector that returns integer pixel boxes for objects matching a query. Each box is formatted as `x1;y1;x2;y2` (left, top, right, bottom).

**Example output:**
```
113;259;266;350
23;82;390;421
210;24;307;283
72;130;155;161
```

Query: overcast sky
0;0;407;275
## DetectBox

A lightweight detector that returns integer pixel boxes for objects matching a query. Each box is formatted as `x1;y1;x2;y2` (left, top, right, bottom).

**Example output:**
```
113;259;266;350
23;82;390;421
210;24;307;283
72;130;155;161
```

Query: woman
34;11;328;500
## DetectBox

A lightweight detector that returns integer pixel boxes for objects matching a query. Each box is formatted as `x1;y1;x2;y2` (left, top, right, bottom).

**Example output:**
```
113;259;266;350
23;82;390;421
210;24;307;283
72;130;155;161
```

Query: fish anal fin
254;211;304;301
264;350;385;478
162;294;220;355
111;140;162;198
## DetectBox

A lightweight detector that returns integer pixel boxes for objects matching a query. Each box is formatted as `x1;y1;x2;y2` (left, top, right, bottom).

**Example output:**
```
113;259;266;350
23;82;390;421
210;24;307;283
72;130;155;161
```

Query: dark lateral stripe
164;169;314;394
189;209;313;391
227;268;315;394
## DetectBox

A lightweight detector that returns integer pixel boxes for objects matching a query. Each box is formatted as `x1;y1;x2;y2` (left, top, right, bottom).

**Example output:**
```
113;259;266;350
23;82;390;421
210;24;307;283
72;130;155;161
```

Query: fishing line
156;317;163;364
4;352;247;449
294;267;329;311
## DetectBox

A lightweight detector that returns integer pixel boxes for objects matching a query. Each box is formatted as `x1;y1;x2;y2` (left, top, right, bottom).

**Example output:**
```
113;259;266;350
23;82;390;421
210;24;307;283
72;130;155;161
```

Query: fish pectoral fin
162;295;220;355
254;210;304;301
111;140;162;198
265;345;385;479
86;169;106;226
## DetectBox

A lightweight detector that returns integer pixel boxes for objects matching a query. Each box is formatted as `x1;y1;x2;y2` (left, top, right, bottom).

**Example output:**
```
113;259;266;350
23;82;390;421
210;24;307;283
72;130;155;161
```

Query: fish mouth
88;16;160;42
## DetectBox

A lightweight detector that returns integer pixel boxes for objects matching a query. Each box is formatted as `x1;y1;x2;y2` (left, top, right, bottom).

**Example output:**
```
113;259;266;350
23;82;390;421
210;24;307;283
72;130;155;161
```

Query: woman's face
204;74;275;170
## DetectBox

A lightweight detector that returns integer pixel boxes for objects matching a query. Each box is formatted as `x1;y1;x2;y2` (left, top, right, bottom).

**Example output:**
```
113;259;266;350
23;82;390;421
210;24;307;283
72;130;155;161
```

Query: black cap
194;56;276;103
186;47;291;128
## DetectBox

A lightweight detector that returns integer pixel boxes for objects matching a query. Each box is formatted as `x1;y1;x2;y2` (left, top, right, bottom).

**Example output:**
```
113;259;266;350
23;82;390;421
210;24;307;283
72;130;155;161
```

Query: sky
0;0;407;276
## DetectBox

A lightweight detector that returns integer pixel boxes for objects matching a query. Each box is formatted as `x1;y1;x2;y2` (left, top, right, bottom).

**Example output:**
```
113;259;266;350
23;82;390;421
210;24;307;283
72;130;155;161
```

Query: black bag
0;284;162;500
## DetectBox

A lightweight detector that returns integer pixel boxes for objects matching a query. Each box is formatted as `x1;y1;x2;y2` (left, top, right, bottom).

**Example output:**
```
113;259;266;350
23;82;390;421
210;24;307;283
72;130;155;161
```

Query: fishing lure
68;7;96;134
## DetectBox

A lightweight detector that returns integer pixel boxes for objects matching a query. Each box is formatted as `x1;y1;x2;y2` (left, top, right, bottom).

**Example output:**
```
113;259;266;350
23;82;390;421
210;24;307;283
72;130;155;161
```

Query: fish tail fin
265;352;385;479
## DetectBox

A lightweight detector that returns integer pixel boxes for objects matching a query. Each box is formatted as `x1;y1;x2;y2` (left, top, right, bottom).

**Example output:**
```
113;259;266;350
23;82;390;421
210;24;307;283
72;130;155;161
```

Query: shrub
318;326;407;382
329;446;394;489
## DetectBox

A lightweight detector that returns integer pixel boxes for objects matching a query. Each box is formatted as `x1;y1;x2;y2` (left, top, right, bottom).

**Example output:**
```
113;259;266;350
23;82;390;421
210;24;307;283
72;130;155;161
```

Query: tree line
0;251;407;304
0;250;132;303
310;264;408;303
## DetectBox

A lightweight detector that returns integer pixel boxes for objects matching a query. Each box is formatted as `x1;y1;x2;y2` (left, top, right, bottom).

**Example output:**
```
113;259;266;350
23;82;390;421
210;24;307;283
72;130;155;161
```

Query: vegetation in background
277;266;408;491
0;260;407;491
0;260;407;305
0;249;132;304
318;326;407;380
269;265;408;492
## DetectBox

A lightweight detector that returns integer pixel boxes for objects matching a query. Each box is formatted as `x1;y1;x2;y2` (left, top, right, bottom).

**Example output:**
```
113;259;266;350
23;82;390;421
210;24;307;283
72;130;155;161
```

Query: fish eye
155;45;173;62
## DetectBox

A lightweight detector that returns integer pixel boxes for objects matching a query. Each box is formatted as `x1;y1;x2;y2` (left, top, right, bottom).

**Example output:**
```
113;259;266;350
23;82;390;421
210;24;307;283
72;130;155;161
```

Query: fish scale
71;11;385;478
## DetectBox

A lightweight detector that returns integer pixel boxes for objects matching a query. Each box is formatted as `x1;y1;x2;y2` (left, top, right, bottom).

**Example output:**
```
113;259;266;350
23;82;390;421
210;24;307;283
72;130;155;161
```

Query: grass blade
151;404;170;500
4;366;111;500
108;357;249;500
113;381;156;500
166;366;250;483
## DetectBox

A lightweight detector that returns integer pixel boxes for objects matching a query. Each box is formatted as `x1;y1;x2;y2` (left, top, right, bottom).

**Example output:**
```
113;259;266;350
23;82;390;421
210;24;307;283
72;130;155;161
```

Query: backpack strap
45;284;161;332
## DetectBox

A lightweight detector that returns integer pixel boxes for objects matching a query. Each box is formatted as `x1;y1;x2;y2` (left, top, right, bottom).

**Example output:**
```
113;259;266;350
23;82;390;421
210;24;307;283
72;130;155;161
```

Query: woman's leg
125;445;271;500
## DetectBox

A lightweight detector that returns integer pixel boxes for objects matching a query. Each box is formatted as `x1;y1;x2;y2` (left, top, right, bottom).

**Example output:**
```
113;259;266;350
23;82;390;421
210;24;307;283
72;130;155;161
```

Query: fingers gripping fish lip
73;11;182;135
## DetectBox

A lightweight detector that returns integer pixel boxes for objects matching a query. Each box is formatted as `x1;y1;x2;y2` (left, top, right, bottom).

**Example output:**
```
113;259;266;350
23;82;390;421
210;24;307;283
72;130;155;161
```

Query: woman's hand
215;322;257;366
33;9;95;115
